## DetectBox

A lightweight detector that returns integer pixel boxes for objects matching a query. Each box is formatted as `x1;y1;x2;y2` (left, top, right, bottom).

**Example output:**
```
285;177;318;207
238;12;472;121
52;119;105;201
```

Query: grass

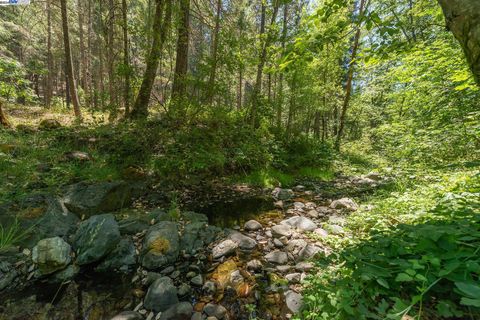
0;218;31;251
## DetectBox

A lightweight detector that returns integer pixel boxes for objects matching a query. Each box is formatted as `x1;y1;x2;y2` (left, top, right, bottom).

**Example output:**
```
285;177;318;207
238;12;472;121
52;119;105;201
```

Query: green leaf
377;278;390;289
395;273;413;282
460;298;480;307
455;281;480;298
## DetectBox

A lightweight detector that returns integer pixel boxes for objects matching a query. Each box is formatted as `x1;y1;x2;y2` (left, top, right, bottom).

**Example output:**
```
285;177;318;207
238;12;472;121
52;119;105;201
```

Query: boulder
73;214;121;265
50;264;80;283
265;251;288;265
180;222;219;254
144;277;179;312
330;198;358;212
271;224;292;238
39;119;61;130
141;221;180;269
96;237;137;272
32;237;72;276
313;228;329;238
281;216;317;232
228;231;256;250
160;302;193;320
182;211;209;224
212;240;237;259
244;220;262;231
64;181;136;218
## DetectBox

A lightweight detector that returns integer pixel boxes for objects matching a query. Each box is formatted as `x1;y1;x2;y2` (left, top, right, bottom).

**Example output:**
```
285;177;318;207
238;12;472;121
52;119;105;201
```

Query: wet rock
228;231;256;250
265;251;288;265
244;220;262;231
160;302;193;320
32;237;72;276
39;119;61;130
203;303;227;319
178;283;192;297
285;290;303;313
191;274;203;286
246;259;263;271
144;277;179;312
271;225;292;238
272;188;294;201
73;214;121;265
118;217;150;235
111;311;144;320
281;216;317;232
313;228;328;238
191;312;203;320
212;239;237;259
285;273;301;284
96;237;137;272
330;198;358;212
141;221;179;269
180;222;216;254
0;261;17;291
64;181;136;218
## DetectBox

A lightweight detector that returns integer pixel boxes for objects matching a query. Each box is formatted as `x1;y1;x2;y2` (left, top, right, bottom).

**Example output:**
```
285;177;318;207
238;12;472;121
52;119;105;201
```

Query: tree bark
276;3;288;129
172;0;191;100
0;101;11;128
438;0;480;85
206;0;222;104
60;0;82;120
46;0;54;107
335;0;366;150
122;0;131;115
130;0;172;119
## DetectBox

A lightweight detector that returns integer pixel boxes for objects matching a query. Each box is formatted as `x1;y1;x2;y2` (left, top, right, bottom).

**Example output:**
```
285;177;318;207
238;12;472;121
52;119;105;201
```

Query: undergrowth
300;169;480;320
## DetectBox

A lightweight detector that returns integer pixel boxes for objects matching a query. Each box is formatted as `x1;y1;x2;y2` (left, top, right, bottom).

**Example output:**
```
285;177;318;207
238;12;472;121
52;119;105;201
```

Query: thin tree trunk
172;0;191;100
46;0;54;107
107;0;116;113
0;101;11;128
60;0;82;120
206;0;222;104
78;0;87;91
276;3;288;129
122;0;131;115
335;0;366;150
130;0;172;119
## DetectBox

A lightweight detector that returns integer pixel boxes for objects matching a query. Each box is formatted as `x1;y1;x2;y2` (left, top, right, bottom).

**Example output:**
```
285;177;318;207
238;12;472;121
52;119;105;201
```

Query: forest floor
0;105;479;320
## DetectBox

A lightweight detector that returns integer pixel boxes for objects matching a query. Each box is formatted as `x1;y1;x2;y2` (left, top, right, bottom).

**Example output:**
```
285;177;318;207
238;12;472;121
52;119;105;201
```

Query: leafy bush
301;171;480;320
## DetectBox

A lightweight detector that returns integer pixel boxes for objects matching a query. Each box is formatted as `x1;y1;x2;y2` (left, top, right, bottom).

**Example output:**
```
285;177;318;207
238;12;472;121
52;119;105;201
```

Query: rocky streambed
0;173;387;320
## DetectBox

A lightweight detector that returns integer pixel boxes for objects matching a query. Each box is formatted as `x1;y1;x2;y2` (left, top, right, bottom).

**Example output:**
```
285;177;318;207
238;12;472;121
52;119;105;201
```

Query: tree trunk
206;0;222;104
130;0;172;119
122;0;131;115
437;0;480;85
172;0;191;100
107;0;116;113
60;0;82;120
0;101;11;128
276;3;288;129
46;0;54;107
335;0;366;151
78;0;87;92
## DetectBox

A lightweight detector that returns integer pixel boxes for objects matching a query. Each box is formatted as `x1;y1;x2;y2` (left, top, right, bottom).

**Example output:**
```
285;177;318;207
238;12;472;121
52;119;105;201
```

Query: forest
0;0;479;319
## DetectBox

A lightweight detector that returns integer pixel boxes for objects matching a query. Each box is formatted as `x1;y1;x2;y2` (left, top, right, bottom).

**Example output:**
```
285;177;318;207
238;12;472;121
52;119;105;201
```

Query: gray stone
271;225;292;238
272;188;294;201
144;277;179;312
281;216;317;232
191;312;203;320
293;202;305;210
273;238;284;248
229;270;243;285
182;211;209;224
328;215;346;226
191;274;203;286
96;237;137;272
73;214;121;265
0;261;17;291
203;303;227;319
244;220;262;231
285;290;303;313
141;221;179;270
32;237;72;275
276;265;291;273
298;244;321;260
212;240;237;259
118;217;150;235
327;224;345;235
246;259;263;271
64;181;136;218
285;273;301;284
178;283;192;296
50;264;80;283
202;281;216;295
160;302;193;320
64;151;92;162
330;198;358;212
313;228;328;238
228;231;256;250
295;262;314;272
365;172;382;181
265;251;288;264
110;311;144;320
